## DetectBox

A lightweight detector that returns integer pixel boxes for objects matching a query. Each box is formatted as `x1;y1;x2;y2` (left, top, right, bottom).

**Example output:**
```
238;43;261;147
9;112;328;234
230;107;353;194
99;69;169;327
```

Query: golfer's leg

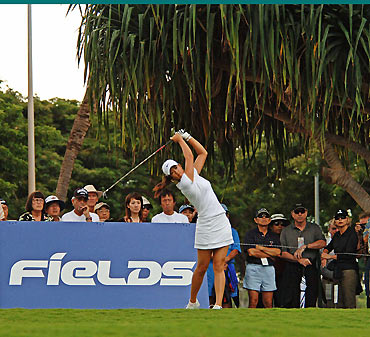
212;246;229;307
190;249;212;303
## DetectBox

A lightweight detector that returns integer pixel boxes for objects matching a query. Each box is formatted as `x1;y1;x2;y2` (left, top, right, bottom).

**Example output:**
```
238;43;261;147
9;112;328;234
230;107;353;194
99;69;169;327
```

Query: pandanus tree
67;4;370;210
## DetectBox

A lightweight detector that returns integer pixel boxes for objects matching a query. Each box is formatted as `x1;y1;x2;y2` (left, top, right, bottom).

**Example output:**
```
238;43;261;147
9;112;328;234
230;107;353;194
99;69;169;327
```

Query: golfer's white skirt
194;212;234;250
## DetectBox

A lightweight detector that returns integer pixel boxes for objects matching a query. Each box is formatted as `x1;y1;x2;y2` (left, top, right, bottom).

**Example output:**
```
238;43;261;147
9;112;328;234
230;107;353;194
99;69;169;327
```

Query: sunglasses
294;208;306;214
257;213;270;218
143;206;151;210
334;215;347;220
273;221;285;226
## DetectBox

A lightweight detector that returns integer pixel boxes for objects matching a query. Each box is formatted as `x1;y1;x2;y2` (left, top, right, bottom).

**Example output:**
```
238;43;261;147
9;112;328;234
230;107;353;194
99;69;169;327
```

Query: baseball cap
84;185;103;198
256;208;270;217
270;213;289;226
293;203;307;212
179;204;194;213
162;159;179;176
142;196;153;209
73;188;89;200
94;202;110;212
45;195;65;211
334;209;348;218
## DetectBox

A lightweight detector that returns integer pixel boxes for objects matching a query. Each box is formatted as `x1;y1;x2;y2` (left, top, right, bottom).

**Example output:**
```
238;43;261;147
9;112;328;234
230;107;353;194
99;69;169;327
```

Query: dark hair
153;176;173;199
124;192;143;222
156;188;176;203
25;191;45;213
359;211;370;219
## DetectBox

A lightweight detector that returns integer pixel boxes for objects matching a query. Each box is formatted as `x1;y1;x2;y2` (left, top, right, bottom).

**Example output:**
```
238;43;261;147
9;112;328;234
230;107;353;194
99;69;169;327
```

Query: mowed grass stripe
0;308;367;337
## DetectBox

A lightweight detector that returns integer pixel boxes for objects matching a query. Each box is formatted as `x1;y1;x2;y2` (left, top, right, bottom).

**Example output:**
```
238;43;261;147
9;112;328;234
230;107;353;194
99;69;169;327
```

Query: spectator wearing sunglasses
142;196;153;222
280;203;326;308
243;208;281;308
321;209;359;308
270;213;290;307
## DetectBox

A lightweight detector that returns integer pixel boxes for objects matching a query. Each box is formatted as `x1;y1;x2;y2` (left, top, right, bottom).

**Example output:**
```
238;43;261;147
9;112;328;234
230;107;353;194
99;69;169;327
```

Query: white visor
162;159;179;176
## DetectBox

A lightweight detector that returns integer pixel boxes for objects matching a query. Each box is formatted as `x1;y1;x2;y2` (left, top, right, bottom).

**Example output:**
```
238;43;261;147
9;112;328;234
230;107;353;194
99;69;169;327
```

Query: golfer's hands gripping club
176;129;192;141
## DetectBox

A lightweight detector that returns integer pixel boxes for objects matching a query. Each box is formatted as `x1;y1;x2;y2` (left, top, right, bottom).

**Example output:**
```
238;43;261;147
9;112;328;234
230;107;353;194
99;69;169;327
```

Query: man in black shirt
321;209;359;308
244;208;281;308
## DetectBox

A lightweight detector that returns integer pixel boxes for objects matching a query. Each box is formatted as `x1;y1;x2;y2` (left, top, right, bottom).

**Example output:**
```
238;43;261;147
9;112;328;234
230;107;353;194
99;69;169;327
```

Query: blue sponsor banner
0;221;208;309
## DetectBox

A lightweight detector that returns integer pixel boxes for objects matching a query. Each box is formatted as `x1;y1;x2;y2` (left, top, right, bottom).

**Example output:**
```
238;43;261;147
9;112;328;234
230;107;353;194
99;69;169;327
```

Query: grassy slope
0;309;367;337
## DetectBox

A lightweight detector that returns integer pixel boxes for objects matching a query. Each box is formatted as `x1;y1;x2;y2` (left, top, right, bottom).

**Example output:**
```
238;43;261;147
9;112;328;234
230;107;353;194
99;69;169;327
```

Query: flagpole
27;4;36;194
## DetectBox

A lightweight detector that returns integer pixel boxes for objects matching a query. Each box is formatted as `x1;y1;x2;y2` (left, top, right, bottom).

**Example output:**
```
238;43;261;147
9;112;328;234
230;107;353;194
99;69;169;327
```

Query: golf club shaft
103;139;173;197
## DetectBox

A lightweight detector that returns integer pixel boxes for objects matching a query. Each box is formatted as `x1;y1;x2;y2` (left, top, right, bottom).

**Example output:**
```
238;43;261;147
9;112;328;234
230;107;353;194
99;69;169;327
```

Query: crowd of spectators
0;185;369;309
242;205;367;309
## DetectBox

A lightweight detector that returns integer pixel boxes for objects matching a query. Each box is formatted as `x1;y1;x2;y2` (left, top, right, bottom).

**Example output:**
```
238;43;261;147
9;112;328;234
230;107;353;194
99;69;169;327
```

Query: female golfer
153;131;233;309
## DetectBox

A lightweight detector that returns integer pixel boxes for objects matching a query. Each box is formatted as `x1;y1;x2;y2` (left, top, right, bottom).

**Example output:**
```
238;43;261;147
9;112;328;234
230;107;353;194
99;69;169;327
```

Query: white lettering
127;261;161;285
97;261;126;285
9;253;196;287
9;260;48;285
61;261;97;286
47;252;67;286
160;261;195;286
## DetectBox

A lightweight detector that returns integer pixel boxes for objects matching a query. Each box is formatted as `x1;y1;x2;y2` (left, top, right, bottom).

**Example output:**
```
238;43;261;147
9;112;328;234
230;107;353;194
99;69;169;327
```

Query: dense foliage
0;86;366;226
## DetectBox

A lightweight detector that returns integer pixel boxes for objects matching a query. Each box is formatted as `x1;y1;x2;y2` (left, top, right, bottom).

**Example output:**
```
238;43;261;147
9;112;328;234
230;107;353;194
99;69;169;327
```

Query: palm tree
74;4;370;210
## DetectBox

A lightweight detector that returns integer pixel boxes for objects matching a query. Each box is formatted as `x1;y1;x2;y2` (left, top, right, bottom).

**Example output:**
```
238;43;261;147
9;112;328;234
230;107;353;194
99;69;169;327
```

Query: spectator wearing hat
45;195;65;222
280;203;326;308
179;204;195;223
207;204;241;308
94;202;111;222
243;208;281;308
84;185;103;213
61;188;99;222
142;196;153;222
269;213;290;307
151;189;189;223
321;209;359;308
19;191;52;221
0;199;9;221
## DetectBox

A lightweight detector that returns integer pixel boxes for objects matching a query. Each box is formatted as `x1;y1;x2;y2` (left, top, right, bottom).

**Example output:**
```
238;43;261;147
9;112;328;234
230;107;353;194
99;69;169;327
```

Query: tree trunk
321;142;370;212
56;90;91;201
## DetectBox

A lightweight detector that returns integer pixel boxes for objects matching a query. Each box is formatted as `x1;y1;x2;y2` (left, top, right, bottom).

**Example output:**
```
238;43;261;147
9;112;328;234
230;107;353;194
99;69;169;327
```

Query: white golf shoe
186;299;200;309
212;305;222;310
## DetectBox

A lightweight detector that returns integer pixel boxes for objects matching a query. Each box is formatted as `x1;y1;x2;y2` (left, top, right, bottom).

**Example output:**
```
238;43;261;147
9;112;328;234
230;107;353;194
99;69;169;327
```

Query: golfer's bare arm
188;138;207;174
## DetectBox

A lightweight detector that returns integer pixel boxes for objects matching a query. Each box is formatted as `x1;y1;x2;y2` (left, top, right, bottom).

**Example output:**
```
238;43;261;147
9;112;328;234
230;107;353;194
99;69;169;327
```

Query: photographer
321;210;359;308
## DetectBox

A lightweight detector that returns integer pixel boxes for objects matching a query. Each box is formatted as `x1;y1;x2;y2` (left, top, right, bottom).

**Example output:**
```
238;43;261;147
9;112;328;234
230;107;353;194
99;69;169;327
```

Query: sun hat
270;213;289;226
94;202;110;212
142;196;153;209
45;195;65;211
84;185;103;198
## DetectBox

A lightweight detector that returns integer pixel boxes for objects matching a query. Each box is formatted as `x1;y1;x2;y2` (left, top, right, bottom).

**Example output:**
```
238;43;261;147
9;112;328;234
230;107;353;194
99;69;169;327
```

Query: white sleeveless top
176;169;233;249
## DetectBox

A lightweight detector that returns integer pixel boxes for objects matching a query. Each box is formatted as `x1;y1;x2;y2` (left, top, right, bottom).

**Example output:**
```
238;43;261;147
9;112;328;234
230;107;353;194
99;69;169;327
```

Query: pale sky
0;4;85;101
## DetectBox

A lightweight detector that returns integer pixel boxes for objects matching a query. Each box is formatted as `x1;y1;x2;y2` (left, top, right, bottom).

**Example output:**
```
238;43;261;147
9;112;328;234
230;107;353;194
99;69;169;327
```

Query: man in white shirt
151;189;189;223
61;188;100;222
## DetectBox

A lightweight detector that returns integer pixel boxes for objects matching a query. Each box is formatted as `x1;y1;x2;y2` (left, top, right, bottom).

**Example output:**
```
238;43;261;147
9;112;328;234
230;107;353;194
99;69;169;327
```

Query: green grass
0;308;368;337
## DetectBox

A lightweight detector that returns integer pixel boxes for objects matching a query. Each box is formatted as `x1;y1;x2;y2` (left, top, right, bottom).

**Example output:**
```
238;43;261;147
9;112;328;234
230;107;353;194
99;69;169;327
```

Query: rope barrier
238;242;370;257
